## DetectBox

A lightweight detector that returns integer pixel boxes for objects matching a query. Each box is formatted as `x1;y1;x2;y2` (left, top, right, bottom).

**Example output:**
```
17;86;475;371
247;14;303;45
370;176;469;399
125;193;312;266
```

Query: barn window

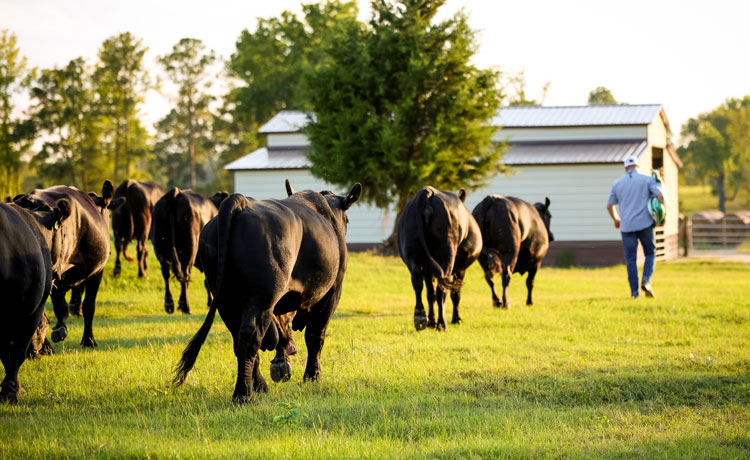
652;147;664;178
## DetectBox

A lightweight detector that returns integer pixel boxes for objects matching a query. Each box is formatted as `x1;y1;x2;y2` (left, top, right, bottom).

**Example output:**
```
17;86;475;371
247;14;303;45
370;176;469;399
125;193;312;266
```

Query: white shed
226;105;682;265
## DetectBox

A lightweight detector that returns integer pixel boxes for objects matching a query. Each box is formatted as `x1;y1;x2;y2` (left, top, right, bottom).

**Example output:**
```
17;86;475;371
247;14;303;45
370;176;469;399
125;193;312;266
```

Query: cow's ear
108;196;126;210
102;180;114;200
53;198;72;229
285;179;295;197
89;192;105;211
458;189;467;203
545;197;551;209
343;183;362;210
4;195;10;203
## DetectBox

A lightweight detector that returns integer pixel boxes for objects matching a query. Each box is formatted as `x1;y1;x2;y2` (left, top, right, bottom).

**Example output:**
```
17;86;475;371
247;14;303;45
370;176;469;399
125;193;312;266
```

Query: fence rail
687;214;750;249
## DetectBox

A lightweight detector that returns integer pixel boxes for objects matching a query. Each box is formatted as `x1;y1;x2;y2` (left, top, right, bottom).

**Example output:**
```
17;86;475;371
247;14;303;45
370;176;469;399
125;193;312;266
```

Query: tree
306;0;504;244
504;69;550;106
157;38;216;189
218;1;360;171
587;86;617;104
0;30;35;196
678;96;750;212
28;58;108;190
93;32;150;182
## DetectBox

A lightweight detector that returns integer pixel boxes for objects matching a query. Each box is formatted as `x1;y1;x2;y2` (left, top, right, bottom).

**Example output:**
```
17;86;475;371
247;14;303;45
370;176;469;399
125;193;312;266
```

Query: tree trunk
717;171;726;213
188;94;196;189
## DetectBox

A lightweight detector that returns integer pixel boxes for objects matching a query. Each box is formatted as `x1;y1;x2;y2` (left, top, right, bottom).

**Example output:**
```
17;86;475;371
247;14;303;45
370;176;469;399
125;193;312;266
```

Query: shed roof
502;140;648;165
224;147;310;170
259;110;312;134
492;104;663;128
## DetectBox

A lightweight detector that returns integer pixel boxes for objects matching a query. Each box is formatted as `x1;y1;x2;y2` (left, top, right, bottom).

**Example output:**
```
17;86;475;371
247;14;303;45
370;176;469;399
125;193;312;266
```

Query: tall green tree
219;1;359;169
588;86;617;104
678;96;750;212
0;29;35;196
504;69;549;106
157;38;216;189
29;58;108;190
306;0;504;242
93;32;150;182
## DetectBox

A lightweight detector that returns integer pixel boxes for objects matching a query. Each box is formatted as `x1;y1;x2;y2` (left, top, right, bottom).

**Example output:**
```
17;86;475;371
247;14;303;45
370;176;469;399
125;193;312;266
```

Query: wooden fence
686;211;750;250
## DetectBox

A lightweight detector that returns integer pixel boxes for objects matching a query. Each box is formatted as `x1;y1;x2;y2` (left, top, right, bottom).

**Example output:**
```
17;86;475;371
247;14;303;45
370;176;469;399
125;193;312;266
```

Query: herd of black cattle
0;179;552;404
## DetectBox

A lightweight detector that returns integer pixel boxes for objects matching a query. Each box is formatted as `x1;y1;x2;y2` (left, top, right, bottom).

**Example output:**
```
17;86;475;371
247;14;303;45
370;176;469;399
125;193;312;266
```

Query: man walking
607;156;665;298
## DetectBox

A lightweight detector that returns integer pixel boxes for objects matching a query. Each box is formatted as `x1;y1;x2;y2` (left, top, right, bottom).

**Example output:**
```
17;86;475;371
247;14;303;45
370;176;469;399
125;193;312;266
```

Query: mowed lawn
1;246;749;459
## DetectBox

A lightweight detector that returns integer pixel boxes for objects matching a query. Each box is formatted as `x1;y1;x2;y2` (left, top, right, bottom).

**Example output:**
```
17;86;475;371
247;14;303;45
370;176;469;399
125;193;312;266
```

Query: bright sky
4;0;750;143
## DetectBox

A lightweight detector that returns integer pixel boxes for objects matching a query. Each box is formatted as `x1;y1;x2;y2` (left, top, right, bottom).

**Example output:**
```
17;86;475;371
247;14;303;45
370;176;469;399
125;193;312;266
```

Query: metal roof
492;105;663;128
502;140;648;165
224;147;310;170
258;111;312;134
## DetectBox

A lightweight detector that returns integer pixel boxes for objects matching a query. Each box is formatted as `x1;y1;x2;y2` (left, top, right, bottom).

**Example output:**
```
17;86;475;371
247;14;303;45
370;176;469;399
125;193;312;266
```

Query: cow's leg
80;270;103;348
409;264;428;331
113;241;122;278
482;269;502;308
178;280;191;314
233;305;272;403
303;290;340;382
501;264;512;309
423;274;437;329
136;238;147;278
435;284;448;331
525;266;538;306
68;285;84;317
161;263;174;314
50;286;70;343
1;306;42;403
450;270;466;324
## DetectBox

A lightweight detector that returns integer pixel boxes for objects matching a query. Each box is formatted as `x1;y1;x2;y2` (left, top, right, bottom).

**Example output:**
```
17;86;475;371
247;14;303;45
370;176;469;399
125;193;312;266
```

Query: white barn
226;104;681;265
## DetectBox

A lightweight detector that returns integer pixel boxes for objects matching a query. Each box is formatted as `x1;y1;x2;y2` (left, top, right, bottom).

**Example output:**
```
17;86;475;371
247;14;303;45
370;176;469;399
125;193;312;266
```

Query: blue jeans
621;225;655;297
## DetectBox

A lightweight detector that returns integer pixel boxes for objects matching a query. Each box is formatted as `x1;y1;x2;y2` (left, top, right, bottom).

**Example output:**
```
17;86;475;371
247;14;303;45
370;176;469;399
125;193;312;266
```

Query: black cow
13;183;113;347
150;188;228;314
109;180;165;278
1;199;70;403
398;186;482;331
174;180;361;403
472;195;553;308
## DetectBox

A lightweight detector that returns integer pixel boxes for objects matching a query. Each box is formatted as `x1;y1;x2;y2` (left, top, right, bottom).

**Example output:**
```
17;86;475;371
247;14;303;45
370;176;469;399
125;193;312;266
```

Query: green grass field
679;184;750;215
1;247;749;459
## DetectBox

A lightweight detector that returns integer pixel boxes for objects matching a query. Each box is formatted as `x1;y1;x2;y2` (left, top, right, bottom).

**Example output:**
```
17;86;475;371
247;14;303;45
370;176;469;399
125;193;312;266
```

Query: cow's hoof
113;266;121;278
164;300;174;314
427;318;437;329
502;303;511;310
81;336;97;348
39;339;54;356
232;393;254;405
0;389;18;404
270;360;292;383
178;307;191;315
253;378;269;393
451;317;462;325
51;326;68;343
436;322;447;331
526;301;533;306
414;315;428;331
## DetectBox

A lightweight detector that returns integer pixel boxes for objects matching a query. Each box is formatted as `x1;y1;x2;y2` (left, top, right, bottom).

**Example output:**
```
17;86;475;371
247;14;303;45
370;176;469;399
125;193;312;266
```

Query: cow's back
19;186;110;277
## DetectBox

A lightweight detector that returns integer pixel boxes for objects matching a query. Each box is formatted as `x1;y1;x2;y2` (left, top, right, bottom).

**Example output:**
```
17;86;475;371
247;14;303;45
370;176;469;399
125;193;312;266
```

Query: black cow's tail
214;194;250;305
165;188;186;283
173;302;217;387
415;188;451;289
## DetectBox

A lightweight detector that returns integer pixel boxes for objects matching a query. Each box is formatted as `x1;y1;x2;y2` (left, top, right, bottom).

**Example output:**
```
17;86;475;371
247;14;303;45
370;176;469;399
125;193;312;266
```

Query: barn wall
464;164;626;242
234;169;395;244
267;133;309;149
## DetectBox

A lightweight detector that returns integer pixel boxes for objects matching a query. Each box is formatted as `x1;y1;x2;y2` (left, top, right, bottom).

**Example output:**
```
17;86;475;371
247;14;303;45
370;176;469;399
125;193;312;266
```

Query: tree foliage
504;69;550;106
219;1;360;169
587;86;617;104
28;58;109;190
678;96;750;212
306;0;504;217
0;29;35;196
93;32;150;182
156;38;216;189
